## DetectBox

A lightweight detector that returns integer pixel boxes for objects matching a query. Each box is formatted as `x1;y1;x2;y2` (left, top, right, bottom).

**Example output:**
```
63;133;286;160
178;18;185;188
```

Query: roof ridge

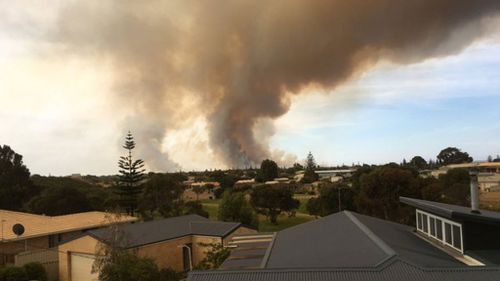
344;211;396;258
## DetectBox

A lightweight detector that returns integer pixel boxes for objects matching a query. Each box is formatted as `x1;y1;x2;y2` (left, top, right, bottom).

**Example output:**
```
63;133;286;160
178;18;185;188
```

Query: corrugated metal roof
88;214;241;248
188;258;500;281
0;209;137;241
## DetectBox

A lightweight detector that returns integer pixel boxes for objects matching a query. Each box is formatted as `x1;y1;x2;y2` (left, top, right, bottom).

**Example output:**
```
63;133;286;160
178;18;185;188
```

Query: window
429;217;436;237
415;210;463;253
417;213;422;230
422;214;428;232
436;219;443;240
445;223;452;245
453;225;462;249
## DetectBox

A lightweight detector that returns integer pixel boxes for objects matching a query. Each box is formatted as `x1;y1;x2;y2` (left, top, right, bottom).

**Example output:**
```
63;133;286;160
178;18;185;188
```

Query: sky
1;1;500;176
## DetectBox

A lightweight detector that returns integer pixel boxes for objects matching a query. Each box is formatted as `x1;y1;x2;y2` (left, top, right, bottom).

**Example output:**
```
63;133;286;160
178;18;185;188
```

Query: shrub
23;262;47;281
1;267;28;281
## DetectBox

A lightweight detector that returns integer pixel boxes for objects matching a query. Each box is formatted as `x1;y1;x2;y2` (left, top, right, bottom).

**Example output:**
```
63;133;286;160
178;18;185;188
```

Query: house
478;173;500;192
183;181;220;201
315;169;355;182
0;210;136;279
58;214;256;281
431;162;500;178
189;197;500;279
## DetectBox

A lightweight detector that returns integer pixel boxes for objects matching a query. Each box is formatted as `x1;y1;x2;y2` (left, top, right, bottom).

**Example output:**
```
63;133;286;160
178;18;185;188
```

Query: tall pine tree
117;131;145;215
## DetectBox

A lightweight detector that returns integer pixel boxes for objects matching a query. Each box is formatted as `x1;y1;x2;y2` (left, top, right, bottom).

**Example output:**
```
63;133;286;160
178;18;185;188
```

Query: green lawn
201;197;316;232
257;213;315;232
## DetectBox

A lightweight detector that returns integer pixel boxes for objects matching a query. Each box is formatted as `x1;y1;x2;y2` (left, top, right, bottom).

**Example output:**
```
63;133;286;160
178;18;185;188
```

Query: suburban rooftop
0;209;137;241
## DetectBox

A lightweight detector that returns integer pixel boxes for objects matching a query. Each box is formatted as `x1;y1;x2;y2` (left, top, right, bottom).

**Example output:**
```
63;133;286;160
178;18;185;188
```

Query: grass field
201;196;316;232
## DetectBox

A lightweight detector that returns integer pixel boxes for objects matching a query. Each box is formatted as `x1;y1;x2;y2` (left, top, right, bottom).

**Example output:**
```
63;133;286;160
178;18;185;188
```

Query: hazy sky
1;1;500;175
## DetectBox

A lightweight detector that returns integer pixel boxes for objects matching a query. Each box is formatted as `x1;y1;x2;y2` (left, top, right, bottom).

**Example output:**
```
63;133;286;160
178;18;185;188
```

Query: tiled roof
0;209;137;241
87;214;241;248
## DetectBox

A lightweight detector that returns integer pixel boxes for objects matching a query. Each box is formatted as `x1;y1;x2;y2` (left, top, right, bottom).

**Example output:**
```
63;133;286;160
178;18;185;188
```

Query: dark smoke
51;0;500;170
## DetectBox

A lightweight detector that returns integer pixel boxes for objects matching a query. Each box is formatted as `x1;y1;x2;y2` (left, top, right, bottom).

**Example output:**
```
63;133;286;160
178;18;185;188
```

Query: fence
15;248;59;281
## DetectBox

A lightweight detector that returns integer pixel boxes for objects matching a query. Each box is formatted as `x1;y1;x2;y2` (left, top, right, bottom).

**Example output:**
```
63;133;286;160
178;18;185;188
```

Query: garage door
70;253;98;281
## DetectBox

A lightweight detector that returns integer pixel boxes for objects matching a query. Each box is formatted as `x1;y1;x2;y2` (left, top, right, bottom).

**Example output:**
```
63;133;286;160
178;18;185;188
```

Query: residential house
183;182;220;201
58;214;256;281
0;210;136;280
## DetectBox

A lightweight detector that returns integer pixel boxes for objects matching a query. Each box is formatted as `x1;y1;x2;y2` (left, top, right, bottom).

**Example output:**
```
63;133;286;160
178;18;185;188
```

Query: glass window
417;213;422;230
422;214;428;233
452;225;462;250
436;219;443;240
429;217;436;236
445;223;452;244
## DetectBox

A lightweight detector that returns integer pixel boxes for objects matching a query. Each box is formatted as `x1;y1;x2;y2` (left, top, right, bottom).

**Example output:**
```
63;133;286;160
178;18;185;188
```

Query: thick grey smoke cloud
51;0;500;170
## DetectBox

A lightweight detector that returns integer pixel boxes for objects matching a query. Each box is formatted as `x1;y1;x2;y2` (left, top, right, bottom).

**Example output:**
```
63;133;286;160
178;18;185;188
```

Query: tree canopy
409;156;428;170
258;159;278;182
138;174;184;220
301;152;318;183
437;147;473;165
117;131;146;215
0;145;37;211
250;185;299;224
218;191;257;227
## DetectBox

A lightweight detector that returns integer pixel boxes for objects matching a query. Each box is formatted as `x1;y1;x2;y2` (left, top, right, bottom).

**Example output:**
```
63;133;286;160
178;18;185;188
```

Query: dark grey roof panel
400;197;500;224
191;221;240;237
88;214;240;248
352;212;465;267
265;212;389;268
189;258;500;281
219;257;263;270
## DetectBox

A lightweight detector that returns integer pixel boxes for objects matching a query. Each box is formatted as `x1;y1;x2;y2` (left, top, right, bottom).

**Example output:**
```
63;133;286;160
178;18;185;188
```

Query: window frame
415;209;463;253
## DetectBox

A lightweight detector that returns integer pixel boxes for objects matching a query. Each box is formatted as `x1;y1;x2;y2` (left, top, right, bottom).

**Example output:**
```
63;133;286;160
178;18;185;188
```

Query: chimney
470;171;480;214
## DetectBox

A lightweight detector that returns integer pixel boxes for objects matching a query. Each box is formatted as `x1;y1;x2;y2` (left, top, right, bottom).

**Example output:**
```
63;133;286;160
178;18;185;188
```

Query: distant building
315;169;356;182
182;181;220;201
431;162;500;178
478;173;500;192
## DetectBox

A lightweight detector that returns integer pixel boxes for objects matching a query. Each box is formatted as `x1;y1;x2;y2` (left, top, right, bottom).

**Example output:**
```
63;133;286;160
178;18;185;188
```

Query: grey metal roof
265;211;463;269
266;212;389;268
87;214;240;248
188;210;500;281
188;257;500;281
400;197;500;224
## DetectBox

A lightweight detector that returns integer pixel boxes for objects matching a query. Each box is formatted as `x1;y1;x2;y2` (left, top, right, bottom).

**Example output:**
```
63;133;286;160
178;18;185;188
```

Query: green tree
355;166;420;224
98;252;160;281
250;185;299;224
306;198;322;218
218;191;257;227
309;183;357;217
437;147;473;165
138;174;184;220
409;156;428;170
438;168;470;206
27;185;92;215
258;159;278;182
117;131;146;215
0;266;28;281
194;242;230;270
301;152;318;183
0;145;37;211
183;201;209;218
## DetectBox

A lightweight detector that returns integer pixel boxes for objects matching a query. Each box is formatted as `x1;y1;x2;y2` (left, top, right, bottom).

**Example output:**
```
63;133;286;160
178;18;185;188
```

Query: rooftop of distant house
87;214;243;248
0;209;137;241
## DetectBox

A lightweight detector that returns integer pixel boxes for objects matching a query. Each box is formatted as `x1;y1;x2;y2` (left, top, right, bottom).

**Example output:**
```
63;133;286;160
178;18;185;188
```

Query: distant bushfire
51;0;500;170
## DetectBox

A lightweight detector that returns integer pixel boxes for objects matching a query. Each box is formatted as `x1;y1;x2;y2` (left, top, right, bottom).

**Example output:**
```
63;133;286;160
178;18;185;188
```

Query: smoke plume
51;0;500;170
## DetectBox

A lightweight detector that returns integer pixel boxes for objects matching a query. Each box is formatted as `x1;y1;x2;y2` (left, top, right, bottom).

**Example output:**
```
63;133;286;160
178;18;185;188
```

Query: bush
1;267;28;281
23;262;47;281
159;268;183;281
